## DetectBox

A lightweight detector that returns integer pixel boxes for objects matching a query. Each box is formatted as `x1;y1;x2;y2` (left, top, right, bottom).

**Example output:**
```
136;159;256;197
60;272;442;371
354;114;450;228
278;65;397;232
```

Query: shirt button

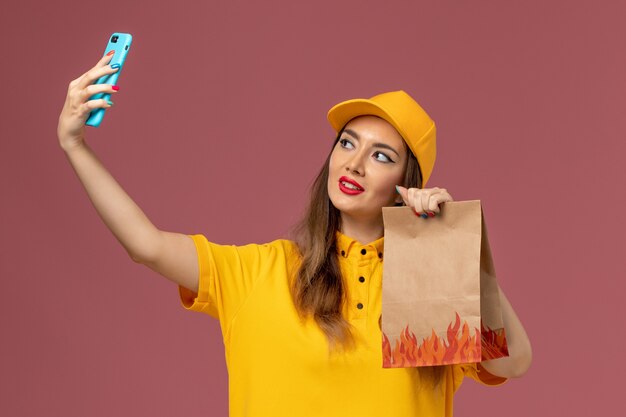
359;276;365;283
341;250;345;257
357;303;363;309
360;249;367;255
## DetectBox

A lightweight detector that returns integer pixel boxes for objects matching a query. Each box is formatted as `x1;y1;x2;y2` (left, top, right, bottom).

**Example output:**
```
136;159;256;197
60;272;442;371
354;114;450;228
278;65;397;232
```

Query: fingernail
110;63;120;69
106;99;114;106
112;85;120;91
428;212;436;217
106;50;115;56
420;213;428;219
395;185;400;194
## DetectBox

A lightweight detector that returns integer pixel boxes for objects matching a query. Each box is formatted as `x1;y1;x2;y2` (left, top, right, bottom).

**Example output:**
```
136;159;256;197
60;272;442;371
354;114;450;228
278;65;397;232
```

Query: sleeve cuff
473;362;509;386
177;234;218;318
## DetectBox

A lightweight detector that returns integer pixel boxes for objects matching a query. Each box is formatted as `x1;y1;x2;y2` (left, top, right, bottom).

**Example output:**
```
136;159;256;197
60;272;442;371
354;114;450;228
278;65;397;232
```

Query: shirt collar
335;230;385;261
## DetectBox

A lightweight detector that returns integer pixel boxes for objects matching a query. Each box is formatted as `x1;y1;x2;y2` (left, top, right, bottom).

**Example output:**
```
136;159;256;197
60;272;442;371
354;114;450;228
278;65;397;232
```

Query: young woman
58;52;532;417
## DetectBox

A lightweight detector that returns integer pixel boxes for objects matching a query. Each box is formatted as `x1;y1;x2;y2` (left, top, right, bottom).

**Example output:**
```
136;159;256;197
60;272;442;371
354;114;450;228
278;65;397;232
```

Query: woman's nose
345;152;366;175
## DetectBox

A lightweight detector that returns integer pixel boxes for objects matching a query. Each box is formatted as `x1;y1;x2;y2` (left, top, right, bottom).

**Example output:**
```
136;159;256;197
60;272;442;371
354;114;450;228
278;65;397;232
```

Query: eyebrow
343;128;401;158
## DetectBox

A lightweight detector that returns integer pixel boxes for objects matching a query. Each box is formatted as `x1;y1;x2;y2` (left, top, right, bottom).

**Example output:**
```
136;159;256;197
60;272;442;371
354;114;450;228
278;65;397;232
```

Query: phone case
85;32;133;127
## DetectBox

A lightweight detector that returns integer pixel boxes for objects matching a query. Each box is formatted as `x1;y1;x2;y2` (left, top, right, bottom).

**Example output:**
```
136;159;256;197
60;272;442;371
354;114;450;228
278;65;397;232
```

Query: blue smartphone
85;32;133;127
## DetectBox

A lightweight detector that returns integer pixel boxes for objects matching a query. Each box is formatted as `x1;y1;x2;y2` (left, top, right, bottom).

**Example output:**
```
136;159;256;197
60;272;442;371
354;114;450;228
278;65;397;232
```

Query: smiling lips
339;176;364;195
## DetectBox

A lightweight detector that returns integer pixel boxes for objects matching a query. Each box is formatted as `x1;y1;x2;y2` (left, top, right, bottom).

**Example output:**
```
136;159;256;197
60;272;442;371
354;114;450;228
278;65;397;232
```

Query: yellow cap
327;90;436;187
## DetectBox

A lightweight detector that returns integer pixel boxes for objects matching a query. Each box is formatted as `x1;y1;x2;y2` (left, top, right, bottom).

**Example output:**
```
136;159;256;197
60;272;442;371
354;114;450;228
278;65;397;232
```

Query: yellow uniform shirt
179;231;508;417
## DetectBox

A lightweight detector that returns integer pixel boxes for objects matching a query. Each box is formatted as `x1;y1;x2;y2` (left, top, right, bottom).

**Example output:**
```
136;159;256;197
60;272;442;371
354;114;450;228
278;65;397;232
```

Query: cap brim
327;99;409;141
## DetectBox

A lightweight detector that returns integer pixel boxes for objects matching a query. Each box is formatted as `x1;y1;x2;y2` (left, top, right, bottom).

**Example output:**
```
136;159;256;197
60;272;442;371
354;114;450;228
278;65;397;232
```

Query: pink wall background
2;0;624;415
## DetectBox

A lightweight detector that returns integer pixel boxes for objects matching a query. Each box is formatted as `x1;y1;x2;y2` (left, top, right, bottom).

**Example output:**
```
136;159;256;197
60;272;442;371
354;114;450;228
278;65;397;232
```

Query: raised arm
58;52;199;293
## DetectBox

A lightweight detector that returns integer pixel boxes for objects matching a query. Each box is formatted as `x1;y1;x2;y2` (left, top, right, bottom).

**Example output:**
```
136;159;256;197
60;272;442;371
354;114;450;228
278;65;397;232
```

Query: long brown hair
288;123;446;388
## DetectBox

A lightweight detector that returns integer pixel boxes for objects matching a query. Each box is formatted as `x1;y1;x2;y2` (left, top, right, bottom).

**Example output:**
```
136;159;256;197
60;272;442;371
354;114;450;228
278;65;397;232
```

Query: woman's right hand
57;51;120;152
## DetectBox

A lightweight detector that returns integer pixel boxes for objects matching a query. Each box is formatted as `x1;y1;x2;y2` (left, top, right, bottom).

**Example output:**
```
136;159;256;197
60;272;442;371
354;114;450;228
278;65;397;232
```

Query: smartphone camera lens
111;35;119;43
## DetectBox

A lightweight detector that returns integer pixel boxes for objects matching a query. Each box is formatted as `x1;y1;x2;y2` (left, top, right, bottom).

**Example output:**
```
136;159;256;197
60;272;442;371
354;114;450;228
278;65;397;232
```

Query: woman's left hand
395;186;454;218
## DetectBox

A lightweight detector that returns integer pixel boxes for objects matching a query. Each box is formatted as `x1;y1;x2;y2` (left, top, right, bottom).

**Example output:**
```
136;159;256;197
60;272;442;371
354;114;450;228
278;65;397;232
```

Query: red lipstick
339;176;364;195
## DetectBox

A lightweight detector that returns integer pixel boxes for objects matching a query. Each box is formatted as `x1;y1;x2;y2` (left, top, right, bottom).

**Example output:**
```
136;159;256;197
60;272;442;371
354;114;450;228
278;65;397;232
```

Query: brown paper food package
381;200;509;368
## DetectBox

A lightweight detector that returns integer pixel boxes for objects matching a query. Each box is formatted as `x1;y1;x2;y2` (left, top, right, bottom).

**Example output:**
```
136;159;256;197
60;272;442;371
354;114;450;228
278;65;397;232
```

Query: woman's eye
339;138;354;149
374;151;393;163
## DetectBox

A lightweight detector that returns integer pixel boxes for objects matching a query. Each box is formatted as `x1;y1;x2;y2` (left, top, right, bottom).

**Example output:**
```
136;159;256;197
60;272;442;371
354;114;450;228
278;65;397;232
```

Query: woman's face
327;115;408;222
